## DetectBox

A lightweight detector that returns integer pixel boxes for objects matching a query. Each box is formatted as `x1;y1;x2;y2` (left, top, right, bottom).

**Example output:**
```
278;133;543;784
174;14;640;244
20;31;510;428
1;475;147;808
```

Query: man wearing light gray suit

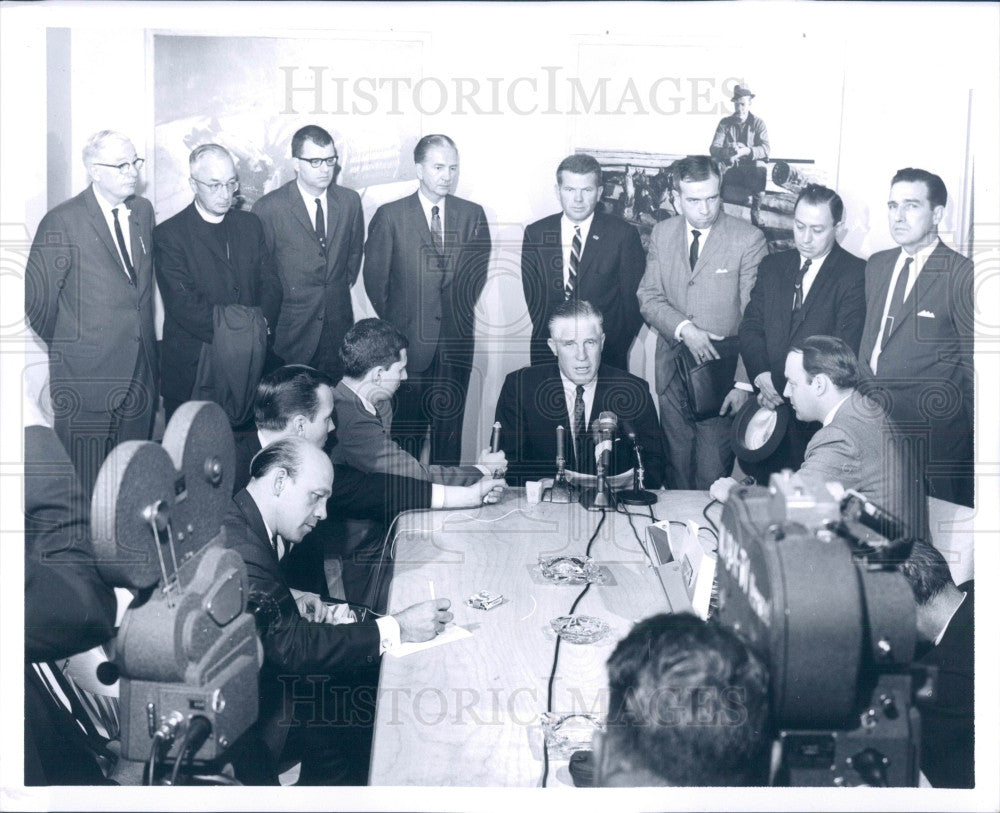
637;156;767;489
857;168;974;508
363;134;491;465
25;130;158;496
252;125;364;380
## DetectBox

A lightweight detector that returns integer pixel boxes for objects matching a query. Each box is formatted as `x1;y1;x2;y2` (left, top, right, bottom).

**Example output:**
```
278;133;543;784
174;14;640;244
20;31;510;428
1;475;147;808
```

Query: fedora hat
731;84;756;101
731;399;790;463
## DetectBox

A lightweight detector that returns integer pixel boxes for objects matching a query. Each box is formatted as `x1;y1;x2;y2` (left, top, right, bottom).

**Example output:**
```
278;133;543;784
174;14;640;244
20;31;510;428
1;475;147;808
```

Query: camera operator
593;613;770;786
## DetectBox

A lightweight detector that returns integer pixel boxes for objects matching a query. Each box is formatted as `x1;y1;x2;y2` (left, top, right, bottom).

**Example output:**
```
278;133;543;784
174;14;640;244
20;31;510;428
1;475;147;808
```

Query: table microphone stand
618;441;657;506
579;452;613;511
542;425;578;503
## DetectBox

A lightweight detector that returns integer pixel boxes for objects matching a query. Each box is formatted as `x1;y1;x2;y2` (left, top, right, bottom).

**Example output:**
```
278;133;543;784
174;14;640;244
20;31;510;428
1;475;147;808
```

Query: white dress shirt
297;180;327;235
559;371;597;449
798;249;829;302
821;392;852;427
560;213;595;289
92;185;135;280
417;189;445;232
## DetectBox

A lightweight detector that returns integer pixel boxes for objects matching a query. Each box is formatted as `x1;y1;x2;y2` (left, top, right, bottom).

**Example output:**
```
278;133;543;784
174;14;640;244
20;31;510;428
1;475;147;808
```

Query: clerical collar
194;199;226;224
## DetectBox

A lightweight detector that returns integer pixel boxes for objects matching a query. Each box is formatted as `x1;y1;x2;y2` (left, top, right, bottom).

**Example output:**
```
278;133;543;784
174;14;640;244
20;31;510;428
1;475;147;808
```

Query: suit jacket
329;381;482;484
710;112;770;165
155;203;283;405
637;212;767;393
918;582;974;789
739;243;866;393
251;180;363;374
25;186;158;411
363;192;491;373
521;211;646;369
857;241;974;505
224;489;380;755
494;363;666;488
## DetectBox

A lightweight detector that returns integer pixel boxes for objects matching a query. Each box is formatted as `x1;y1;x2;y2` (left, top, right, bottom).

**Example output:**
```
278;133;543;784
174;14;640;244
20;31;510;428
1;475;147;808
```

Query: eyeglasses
192;178;240;194
296;156;338;168
93;158;145;174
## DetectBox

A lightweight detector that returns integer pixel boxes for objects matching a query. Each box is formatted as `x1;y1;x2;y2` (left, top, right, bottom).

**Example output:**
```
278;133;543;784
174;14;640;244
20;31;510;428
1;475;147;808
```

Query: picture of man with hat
710;84;770;204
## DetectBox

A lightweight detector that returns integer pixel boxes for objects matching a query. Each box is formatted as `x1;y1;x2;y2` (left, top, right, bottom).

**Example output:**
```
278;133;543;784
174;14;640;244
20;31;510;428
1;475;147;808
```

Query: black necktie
881;257;913;352
431;205;443;253
689;229;701;271
112;207;136;285
314;198;326;249
572;384;586;467
565;225;582;300
792;259;812;311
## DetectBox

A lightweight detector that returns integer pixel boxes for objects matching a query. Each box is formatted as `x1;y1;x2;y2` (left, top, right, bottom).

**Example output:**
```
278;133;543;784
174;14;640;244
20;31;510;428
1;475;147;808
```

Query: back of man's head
597;613;770;786
900;539;956;606
795;335;860;391
254;364;335;432
340;318;409;379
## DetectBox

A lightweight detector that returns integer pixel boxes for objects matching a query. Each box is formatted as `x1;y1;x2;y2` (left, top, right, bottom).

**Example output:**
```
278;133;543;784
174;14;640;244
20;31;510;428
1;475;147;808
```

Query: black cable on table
540;509;606;788
702;498;721;536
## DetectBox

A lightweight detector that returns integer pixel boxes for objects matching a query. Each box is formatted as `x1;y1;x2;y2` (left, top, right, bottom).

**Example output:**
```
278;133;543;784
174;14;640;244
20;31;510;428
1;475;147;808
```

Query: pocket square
714;268;729;274
918;310;936;318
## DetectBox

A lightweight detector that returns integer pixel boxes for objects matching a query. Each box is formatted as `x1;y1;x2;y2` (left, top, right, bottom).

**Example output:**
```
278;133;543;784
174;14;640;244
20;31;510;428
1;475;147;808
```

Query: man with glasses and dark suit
25;130;159;496
252;125;364;379
155;143;283;420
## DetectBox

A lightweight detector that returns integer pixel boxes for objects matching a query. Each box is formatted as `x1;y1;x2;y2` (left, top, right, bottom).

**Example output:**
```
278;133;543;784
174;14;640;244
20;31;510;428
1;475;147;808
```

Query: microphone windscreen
597;410;618;434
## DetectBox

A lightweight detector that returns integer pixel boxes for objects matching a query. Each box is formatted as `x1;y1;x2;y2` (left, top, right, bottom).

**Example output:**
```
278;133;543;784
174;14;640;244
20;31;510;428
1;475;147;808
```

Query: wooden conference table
368;488;711;787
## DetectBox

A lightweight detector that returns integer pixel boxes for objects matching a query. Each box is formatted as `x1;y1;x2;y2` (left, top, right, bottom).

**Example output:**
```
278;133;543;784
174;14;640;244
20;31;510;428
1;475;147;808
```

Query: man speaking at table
494;299;665;488
225;436;452;785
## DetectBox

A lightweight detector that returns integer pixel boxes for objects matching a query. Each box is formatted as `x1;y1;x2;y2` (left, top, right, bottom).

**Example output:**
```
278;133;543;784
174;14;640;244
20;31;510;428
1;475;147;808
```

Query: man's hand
395;599;453;643
720;387;750;416
680;324;724;363
476;476;506;505
439;477;506;508
290;589;331;623
734;143;752;160
710;476;740;503
477;448;508;477
754;372;784;410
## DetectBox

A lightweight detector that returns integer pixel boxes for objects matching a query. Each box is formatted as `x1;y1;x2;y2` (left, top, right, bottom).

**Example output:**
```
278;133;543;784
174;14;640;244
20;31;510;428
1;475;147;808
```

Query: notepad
384;625;473;658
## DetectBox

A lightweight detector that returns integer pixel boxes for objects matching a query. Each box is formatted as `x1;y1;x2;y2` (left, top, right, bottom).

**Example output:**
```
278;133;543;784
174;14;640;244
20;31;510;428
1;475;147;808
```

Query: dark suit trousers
54;351;156;498
390;341;471;466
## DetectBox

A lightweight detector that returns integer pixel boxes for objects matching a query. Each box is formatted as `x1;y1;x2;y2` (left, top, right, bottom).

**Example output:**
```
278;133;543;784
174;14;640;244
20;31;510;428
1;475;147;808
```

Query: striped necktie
565;225;581;299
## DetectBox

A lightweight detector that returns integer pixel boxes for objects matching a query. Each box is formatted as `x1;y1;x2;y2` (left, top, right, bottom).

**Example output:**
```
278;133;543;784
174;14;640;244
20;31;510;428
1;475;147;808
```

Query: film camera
715;471;921;787
90;402;261;775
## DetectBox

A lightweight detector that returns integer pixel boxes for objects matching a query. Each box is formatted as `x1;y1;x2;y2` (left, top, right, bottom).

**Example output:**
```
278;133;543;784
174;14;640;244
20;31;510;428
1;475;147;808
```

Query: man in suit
225;436;453;784
252;125;363;379
521;153;646;369
155;143;283;421
899;539;973;789
709;84;770;204
637;155;767;490
739;184;866;478
494;300;666;488
332;318;506;483
858;168;974;508
363;134;492;465
25;130;158;496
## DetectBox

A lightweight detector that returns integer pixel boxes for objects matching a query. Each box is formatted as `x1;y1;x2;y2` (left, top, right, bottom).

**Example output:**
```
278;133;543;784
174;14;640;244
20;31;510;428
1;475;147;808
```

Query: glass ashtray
550;614;609;644
538;554;605;585
540;713;605;760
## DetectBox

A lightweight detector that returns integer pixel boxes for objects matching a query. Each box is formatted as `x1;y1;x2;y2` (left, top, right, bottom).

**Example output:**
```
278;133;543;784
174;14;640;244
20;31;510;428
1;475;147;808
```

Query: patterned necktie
572;384;586;467
111;207;136;285
689;229;701;271
314;198;326;249
431;205;444;253
565;225;582;300
792;259;812;311
881;257;913;352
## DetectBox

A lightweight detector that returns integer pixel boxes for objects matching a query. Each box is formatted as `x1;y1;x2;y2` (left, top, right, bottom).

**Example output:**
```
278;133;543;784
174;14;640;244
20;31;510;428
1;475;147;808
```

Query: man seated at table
713;335;926;539
235;364;504;610
494;299;666;488
225;436;453;785
331;318;507;483
593;613;770;786
899;539;974;789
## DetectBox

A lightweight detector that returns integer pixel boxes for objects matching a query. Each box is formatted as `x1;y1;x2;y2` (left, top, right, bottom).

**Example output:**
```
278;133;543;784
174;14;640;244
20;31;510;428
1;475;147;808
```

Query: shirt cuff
674;319;692;342
376;614;401;654
430;483;445;509
734;381;753;392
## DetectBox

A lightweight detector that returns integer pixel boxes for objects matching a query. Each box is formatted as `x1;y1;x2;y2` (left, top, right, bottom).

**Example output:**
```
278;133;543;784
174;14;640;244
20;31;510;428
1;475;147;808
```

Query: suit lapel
406;193;438;261
442;195;458;270
795;246;839;328
691;216;724;280
324;186;343;269
125;198;148;288
235;489;280;565
84;186;129;277
288;181;321;249
890;242;948;340
578;213;604;279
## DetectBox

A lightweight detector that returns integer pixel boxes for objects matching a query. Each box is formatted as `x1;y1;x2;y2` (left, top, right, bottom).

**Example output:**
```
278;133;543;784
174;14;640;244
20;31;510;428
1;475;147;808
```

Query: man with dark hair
899;540;973;788
331;318;506;483
225;436;453;784
593;613;770;786
638;155;767;489
739;184;866;478
364;133;491;465
495;299;665;487
521;152;646;369
858;167;974;508
25;129;158;496
156;143;283;421
252;125;363;378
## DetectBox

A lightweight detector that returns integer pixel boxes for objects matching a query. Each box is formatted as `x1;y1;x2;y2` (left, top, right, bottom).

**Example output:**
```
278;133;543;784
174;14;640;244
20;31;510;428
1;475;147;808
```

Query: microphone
618;420;657;506
542;424;577;503
489;421;501;454
581;411;616;511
